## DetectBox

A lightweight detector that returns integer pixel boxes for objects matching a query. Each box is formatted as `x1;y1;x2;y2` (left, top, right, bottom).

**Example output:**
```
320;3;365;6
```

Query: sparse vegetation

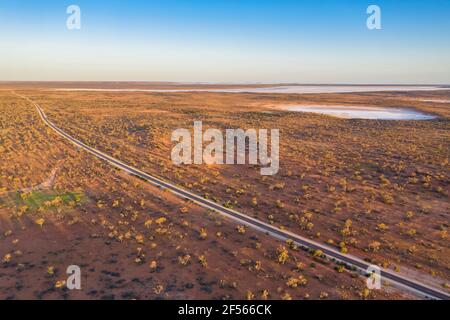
1;86;448;300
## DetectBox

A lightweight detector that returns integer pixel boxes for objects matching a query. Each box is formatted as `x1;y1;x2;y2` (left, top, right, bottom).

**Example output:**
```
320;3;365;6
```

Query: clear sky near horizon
1;0;449;83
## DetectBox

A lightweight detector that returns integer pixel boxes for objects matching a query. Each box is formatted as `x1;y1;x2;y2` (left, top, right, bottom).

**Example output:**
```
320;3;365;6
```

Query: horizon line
1;81;449;87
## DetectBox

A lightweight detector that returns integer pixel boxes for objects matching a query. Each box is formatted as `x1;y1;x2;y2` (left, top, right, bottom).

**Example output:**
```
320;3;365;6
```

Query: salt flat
283;105;437;120
55;85;446;94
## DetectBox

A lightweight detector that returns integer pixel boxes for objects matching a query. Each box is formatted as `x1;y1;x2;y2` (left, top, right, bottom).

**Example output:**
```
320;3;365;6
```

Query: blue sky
1;0;449;83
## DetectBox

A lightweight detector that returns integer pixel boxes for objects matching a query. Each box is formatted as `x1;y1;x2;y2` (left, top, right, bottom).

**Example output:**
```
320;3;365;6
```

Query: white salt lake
56;85;447;94
420;99;450;103
284;105;437;120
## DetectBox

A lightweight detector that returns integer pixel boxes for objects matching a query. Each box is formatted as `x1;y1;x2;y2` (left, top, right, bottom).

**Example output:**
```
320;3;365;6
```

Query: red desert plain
0;82;449;300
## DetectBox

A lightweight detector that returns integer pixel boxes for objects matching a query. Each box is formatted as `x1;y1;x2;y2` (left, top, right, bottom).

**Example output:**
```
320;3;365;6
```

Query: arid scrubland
0;90;408;300
23;88;450;289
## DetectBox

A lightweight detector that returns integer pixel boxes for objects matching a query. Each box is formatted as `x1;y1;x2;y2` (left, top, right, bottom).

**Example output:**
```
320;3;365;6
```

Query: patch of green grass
13;190;87;210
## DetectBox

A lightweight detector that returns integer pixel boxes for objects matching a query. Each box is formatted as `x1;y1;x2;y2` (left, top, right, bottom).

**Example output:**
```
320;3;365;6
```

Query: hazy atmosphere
1;0;450;83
